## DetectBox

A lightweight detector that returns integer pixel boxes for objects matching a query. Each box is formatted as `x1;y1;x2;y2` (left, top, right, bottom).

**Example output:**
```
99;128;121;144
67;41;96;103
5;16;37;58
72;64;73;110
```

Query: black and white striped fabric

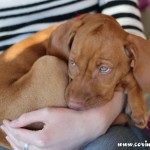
0;0;145;53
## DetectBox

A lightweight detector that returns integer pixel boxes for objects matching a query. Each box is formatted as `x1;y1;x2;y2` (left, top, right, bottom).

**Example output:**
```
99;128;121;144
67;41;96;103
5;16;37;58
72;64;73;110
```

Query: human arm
1;91;125;150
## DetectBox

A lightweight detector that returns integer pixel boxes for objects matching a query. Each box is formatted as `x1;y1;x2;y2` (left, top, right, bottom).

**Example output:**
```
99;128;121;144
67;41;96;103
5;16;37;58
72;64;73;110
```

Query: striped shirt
0;0;145;53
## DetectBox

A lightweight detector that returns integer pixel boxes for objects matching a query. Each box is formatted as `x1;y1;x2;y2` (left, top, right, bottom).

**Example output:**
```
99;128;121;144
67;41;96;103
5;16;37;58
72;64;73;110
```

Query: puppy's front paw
131;108;148;128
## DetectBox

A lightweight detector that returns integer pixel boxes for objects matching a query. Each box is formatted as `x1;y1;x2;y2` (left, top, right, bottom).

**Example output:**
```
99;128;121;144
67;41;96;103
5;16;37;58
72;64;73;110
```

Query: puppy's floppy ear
47;18;83;62
125;34;150;92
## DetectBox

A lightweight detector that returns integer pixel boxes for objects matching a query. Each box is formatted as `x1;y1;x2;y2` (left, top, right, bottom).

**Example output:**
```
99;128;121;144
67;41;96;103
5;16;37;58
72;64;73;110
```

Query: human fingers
1;120;41;146
5;136;20;150
6;136;41;150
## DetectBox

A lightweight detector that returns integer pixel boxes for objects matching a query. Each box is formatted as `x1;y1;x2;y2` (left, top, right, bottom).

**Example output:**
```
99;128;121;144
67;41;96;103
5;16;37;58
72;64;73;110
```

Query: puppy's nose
68;100;85;110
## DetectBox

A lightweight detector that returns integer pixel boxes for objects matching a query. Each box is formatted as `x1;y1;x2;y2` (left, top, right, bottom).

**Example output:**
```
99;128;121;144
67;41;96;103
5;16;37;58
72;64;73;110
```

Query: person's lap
0;126;149;150
82;125;149;150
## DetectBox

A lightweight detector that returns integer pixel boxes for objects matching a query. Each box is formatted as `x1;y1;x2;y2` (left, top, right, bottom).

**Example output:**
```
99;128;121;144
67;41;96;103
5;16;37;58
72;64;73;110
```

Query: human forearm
80;92;125;145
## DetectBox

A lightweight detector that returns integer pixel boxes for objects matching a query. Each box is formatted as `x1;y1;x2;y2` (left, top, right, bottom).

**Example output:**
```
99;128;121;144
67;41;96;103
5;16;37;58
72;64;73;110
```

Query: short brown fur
0;14;149;149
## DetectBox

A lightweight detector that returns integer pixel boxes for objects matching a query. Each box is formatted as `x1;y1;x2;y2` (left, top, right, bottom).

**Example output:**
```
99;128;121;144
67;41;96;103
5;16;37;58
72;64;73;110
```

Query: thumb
10;108;47;128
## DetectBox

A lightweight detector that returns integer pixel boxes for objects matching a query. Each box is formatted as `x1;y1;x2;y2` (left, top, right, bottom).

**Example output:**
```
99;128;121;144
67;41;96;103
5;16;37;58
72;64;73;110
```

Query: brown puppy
0;14;149;149
0;25;69;149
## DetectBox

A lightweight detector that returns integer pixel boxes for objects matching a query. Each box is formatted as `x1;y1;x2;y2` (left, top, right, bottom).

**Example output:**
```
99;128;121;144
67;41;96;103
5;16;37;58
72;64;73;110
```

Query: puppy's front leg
122;73;148;128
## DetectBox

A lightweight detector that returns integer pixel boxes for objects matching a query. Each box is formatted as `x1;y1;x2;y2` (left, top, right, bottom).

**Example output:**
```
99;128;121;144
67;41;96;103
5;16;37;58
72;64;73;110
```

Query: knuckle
14;132;22;140
36;132;50;147
43;107;55;116
44;107;51;113
43;107;51;116
37;140;46;148
19;113;28;122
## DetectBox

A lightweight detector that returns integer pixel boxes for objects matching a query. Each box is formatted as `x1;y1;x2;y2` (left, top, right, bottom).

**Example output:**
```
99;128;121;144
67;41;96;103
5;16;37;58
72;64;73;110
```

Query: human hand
1;92;125;150
1;108;88;150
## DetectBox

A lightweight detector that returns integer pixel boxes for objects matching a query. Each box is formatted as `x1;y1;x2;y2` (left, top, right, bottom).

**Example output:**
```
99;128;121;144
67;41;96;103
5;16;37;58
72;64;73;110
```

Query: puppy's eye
69;59;76;67
99;66;111;73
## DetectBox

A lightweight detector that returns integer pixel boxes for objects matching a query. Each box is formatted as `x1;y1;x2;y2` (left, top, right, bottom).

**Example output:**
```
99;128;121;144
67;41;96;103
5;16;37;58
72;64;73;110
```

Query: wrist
78;108;108;143
78;91;125;142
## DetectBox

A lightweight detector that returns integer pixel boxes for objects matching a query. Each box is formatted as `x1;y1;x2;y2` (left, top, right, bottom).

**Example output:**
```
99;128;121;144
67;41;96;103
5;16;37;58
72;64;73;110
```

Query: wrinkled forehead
70;19;127;61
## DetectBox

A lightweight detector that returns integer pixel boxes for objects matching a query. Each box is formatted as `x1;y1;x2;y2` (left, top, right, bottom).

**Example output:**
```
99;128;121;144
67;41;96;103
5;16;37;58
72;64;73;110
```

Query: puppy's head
48;14;148;110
